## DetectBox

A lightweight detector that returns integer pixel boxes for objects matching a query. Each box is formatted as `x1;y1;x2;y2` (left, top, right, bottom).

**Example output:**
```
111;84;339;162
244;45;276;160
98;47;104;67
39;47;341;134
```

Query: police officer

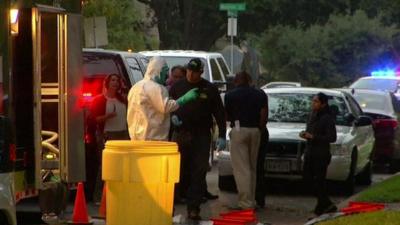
169;58;226;220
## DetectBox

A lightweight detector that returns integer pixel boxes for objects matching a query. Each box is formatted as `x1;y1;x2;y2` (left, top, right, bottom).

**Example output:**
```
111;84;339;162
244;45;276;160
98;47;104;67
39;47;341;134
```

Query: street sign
84;16;108;48
219;3;246;11
227;18;237;36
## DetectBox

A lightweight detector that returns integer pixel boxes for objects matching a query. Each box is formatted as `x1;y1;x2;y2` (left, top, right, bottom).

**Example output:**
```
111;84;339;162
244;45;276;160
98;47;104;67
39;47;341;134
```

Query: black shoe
314;206;324;216
322;204;337;214
187;210;201;221
256;198;265;209
205;191;219;200
174;197;187;204
314;203;337;216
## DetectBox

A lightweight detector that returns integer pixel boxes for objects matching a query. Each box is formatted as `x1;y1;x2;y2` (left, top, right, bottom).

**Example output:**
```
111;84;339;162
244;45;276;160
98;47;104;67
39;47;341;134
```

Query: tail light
82;92;93;103
81;78;103;106
373;119;398;129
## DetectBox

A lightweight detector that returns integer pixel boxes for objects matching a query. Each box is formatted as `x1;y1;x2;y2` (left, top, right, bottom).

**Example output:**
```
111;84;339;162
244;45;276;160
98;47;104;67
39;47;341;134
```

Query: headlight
330;144;349;155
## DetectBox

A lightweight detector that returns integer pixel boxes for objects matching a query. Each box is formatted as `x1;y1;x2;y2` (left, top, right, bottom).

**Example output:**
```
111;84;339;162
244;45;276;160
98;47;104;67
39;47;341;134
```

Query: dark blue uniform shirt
225;86;268;128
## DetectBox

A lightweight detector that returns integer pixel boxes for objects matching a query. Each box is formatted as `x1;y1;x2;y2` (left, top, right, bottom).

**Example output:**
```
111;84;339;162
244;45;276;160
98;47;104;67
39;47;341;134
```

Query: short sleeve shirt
225;86;268;128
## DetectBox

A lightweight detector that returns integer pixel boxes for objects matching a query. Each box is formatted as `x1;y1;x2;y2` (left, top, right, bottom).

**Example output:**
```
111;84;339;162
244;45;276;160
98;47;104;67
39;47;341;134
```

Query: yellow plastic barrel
102;140;180;225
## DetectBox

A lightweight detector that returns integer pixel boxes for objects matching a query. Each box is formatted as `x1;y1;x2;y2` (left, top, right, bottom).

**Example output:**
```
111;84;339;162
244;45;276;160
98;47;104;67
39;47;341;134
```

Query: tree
255;11;399;87
138;0;400;51
138;0;227;50
82;0;150;51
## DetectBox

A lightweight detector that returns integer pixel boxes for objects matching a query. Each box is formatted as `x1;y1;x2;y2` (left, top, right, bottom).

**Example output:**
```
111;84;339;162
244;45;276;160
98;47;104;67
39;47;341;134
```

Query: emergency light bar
371;70;399;77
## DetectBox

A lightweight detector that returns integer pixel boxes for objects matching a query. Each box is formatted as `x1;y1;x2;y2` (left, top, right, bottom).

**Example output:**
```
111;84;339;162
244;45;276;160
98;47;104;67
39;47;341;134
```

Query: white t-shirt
104;97;127;132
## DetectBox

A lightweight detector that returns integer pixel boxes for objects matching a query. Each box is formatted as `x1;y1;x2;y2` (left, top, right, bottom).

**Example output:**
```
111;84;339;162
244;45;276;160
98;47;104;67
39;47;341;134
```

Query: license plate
265;160;291;172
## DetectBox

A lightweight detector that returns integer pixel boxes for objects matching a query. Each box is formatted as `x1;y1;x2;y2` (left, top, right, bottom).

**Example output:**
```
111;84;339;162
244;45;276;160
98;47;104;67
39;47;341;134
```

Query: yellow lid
105;140;178;154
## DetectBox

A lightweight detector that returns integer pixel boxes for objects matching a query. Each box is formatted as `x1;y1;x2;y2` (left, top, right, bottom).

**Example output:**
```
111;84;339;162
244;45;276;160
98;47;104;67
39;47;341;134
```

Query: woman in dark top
300;92;337;216
89;73;129;202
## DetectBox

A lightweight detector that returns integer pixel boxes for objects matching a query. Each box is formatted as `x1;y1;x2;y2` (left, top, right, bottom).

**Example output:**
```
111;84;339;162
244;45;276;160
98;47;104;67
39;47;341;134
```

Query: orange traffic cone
68;182;93;225
98;184;107;218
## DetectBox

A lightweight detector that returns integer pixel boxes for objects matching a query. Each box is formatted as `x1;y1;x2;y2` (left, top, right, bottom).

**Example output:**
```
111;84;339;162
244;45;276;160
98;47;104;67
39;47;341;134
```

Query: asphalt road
16;164;391;225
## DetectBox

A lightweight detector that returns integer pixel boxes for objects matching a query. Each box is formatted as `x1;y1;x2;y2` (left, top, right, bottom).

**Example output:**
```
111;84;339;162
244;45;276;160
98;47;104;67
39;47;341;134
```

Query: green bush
255;10;400;88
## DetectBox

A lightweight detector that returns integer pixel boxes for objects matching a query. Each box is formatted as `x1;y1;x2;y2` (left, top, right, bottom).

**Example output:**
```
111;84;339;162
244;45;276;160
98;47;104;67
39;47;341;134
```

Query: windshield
268;93;349;125
352;92;393;113
350;78;399;92
157;56;210;81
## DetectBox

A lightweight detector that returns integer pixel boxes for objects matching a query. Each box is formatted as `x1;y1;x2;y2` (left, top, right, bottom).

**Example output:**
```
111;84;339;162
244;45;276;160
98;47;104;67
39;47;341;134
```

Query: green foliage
356;174;400;203
82;0;150;51
317;211;400;225
254;11;399;87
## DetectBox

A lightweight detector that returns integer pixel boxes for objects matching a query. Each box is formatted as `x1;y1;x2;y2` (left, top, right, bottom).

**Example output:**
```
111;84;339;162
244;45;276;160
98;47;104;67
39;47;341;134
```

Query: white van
140;50;232;92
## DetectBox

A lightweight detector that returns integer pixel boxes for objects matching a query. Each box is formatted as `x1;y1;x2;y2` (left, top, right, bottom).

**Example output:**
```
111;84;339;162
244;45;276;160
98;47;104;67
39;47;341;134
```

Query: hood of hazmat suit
127;56;179;141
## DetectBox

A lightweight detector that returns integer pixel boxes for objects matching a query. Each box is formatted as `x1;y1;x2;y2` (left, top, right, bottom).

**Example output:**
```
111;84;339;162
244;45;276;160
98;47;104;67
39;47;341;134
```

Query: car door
346;94;374;170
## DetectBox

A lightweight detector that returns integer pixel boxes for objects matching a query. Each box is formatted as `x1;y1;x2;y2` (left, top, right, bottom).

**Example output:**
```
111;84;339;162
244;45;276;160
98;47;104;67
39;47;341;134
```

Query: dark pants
85;142;98;201
303;153;333;213
255;129;269;206
176;130;211;212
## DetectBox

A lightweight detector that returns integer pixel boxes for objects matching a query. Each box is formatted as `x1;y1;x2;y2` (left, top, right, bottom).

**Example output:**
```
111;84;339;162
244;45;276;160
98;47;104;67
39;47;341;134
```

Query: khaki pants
230;127;261;208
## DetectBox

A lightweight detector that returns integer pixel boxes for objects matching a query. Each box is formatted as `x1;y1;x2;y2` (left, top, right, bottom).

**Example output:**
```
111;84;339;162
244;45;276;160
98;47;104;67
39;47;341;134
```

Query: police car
349;70;400;99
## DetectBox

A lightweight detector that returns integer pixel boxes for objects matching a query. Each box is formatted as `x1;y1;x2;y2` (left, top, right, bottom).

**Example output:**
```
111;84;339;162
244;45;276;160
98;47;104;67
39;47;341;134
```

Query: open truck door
31;5;85;187
2;4;85;224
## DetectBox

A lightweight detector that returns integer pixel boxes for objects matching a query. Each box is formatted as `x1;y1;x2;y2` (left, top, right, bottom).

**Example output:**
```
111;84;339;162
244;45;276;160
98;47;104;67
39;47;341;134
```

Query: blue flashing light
371;70;397;77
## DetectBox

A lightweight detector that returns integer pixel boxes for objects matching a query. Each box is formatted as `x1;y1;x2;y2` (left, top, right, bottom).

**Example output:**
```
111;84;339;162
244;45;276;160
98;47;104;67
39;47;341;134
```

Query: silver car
218;88;375;194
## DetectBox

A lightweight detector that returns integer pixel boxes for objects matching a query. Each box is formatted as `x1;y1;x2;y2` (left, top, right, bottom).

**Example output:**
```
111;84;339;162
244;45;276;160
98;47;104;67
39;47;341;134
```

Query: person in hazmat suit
127;56;199;141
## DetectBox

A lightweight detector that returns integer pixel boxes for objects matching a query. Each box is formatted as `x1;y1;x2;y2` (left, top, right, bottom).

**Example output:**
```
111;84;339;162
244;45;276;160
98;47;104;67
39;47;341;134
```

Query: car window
268;93;349;125
83;53;124;77
140;57;149;69
126;57;144;83
82;53;127;97
345;94;363;117
350;78;399;92
351;92;393;114
210;58;223;81
217;57;230;76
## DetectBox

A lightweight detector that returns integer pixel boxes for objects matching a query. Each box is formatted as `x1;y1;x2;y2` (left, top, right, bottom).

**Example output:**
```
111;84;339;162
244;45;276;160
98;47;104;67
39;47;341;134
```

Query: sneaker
187;210;201;221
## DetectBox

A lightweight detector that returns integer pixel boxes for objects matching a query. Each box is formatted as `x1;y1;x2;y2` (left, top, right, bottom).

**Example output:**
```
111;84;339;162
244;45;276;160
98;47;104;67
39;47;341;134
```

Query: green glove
176;88;199;106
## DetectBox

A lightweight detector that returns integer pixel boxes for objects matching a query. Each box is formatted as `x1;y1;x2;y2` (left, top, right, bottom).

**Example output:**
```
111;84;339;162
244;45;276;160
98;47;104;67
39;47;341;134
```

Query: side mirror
344;113;355;124
355;115;372;127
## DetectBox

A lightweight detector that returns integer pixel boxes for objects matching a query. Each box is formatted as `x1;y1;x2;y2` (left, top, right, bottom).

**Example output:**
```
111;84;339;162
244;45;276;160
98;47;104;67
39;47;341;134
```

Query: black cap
186;58;204;72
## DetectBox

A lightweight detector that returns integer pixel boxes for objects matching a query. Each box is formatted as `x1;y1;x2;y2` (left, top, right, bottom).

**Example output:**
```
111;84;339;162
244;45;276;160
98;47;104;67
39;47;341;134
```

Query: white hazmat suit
127;57;181;141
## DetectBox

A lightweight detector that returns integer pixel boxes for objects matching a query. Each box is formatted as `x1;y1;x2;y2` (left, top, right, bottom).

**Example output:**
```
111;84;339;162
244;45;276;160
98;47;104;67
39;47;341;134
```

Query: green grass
317;211;400;225
355;174;400;203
